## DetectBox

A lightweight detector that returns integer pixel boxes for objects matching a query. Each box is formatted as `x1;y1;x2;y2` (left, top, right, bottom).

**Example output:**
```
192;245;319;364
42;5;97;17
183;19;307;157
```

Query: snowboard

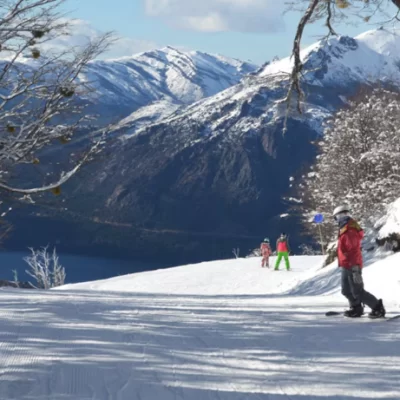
325;311;400;321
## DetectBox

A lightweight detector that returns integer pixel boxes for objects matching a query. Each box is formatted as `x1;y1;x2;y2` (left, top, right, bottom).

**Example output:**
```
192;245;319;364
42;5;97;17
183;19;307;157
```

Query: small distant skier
260;238;272;268
333;205;385;318
275;233;291;271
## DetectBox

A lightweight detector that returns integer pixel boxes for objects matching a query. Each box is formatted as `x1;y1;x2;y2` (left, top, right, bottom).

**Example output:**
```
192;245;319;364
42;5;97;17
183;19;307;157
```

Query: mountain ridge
81;46;258;122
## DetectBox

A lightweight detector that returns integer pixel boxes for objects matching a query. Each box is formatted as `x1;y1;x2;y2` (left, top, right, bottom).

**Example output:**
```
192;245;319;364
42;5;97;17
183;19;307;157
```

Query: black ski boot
368;299;386;319
344;304;364;318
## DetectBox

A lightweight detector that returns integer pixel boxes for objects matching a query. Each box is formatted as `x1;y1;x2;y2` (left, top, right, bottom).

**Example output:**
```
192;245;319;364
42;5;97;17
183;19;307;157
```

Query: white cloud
144;0;285;33
40;19;157;59
103;36;158;59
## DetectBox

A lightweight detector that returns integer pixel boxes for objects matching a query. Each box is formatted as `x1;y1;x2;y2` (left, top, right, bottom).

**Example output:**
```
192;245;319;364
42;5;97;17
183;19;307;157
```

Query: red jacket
276;239;289;253
337;219;364;269
260;243;271;257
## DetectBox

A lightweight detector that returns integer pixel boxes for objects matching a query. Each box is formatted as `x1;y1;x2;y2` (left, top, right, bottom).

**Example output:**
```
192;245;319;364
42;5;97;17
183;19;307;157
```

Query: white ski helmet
332;205;351;217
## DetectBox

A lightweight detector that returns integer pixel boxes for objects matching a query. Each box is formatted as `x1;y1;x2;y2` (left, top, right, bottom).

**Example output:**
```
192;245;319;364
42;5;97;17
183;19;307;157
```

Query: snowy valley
1;251;400;399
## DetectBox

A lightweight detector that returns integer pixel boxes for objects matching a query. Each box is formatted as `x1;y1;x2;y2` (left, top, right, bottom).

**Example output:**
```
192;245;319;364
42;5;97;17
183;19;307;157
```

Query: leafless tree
11;268;19;286
24;246;66;288
285;0;400;124
0;0;114;195
232;247;240;258
51;247;65;286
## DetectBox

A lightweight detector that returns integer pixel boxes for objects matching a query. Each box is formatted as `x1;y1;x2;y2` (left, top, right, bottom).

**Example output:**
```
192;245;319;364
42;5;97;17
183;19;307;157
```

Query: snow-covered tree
0;0;113;195
232;248;240;259
246;247;261;258
24;246;66;289
298;243;321;255
300;88;400;238
12;268;19;286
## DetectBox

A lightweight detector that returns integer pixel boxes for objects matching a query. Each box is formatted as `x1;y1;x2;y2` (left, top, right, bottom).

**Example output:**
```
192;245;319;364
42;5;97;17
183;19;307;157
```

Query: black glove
351;266;363;285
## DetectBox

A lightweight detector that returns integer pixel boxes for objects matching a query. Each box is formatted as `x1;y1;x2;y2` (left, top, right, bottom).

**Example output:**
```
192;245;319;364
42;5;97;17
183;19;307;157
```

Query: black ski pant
341;267;379;310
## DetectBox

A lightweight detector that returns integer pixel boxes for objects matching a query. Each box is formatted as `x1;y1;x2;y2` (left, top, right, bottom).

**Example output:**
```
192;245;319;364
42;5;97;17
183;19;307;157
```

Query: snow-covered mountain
0;45;257;129
1;252;400;398
81;46;258;122
10;28;400;264
113;99;182;132
117;28;400;143
261;28;400;87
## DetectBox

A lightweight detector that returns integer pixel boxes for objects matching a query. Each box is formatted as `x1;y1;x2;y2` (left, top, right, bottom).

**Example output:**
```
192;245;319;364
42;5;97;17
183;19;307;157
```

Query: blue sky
61;0;397;65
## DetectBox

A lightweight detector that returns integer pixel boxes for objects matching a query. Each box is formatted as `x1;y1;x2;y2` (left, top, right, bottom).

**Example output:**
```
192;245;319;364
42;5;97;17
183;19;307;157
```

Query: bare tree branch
0;129;105;193
0;0;115;195
326;0;337;36
283;0;321;133
285;0;400;132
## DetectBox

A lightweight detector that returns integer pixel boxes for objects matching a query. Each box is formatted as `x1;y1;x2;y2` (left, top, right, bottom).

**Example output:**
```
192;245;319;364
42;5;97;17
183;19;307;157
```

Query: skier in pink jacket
260;238;272;268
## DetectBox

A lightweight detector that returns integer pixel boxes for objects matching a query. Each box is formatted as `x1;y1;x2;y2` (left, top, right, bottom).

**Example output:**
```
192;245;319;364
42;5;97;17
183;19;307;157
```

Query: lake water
0;251;170;285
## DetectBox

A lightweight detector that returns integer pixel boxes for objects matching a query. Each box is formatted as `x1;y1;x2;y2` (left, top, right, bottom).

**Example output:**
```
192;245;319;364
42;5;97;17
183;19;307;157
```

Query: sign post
313;213;325;255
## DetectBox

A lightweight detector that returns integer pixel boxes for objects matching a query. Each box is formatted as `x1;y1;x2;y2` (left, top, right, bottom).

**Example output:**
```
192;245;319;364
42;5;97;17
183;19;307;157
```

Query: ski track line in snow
0;294;47;399
1;255;400;400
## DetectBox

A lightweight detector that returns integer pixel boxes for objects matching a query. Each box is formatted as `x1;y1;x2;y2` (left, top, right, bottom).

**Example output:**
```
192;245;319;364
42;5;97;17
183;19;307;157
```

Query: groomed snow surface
1;253;400;399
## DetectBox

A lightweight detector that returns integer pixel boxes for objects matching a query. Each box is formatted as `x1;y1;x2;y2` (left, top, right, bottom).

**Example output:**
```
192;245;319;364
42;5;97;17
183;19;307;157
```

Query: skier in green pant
275;233;291;271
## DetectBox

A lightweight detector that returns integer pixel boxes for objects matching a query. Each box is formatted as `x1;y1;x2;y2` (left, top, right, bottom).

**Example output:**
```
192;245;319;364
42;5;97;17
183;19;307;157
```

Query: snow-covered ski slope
1;254;400;400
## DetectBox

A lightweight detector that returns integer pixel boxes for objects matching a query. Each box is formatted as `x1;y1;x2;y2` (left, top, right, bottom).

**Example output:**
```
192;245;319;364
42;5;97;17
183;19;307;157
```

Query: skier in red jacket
260;238;272;268
274;233;291;271
333;205;385;318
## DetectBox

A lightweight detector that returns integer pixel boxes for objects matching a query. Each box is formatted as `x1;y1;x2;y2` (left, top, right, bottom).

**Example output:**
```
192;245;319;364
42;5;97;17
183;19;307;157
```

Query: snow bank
59;250;400;309
3;252;400;399
59;256;326;295
376;197;400;238
288;250;400;307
